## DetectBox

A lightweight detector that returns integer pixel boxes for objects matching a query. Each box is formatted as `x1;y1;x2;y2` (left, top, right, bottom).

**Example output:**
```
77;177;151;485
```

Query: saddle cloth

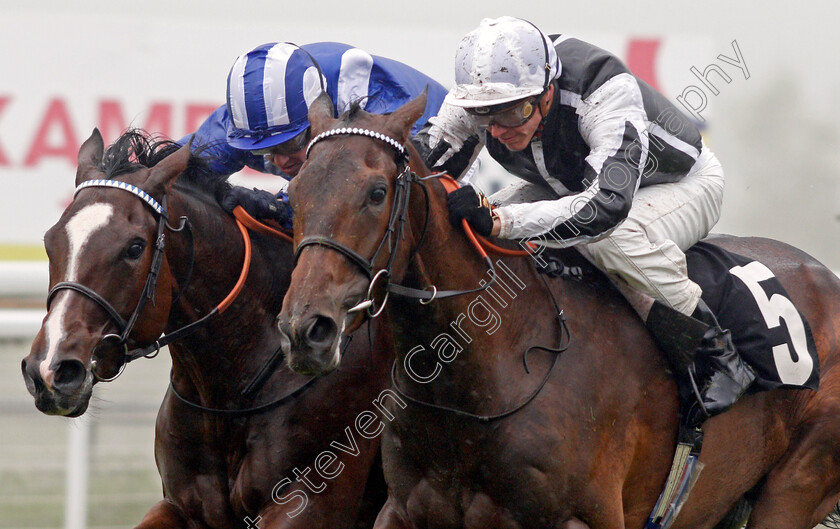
685;241;819;391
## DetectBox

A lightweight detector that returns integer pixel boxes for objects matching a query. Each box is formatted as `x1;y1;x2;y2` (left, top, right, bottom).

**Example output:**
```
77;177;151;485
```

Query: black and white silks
418;35;704;247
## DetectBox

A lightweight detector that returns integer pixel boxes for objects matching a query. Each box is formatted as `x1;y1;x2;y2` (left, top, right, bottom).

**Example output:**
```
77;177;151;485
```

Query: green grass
0;468;162;528
1;341;170;528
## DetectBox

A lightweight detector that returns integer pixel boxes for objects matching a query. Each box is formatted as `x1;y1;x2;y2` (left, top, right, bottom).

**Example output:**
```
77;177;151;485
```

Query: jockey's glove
447;186;493;237
220;186;293;229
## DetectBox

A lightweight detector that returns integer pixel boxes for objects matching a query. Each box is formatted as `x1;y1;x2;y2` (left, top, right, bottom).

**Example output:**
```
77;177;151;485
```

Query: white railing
0;261;48;297
0;261;47;339
1;261;87;529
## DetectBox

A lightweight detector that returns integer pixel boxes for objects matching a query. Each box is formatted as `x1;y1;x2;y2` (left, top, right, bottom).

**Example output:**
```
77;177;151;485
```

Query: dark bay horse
277;92;840;529
21;129;393;528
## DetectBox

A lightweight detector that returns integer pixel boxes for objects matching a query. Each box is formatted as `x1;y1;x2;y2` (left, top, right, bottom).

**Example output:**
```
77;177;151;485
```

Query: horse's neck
394;181;556;406
165;191;290;391
395;161;662;414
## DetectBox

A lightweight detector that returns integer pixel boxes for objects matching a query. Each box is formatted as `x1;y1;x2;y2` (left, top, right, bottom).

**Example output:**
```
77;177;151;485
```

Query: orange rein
233;206;295;243
216;207;294;314
435;174;536;258
221;178;529;314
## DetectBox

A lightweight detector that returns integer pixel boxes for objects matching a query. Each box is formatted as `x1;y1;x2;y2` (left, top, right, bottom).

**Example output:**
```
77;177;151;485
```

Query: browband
75;179;166;217
306;127;407;162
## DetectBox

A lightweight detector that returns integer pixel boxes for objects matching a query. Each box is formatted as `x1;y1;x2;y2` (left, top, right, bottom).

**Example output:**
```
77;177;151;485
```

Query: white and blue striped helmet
226;42;327;150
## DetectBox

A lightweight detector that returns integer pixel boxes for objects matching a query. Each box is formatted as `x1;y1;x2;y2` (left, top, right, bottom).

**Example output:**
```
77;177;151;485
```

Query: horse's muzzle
21;355;92;416
277;312;343;376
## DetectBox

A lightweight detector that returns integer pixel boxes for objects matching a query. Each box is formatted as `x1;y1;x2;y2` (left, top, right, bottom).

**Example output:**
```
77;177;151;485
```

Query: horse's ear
385;88;428;143
308;91;337;135
145;139;192;197
75;128;104;186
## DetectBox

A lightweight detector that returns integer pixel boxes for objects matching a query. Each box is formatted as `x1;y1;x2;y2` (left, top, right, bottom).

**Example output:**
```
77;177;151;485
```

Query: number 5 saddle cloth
686;241;820;391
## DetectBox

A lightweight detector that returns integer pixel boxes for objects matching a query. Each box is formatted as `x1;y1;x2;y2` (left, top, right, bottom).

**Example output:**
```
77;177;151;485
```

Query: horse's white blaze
41;203;114;384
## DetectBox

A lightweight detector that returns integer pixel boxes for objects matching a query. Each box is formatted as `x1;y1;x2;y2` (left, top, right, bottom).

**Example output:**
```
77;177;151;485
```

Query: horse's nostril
306;315;338;347
53;360;87;390
21;358;44;395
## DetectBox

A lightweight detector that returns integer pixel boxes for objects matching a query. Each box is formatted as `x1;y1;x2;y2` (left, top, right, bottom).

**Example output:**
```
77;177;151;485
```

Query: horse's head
278;92;428;375
22;129;189;416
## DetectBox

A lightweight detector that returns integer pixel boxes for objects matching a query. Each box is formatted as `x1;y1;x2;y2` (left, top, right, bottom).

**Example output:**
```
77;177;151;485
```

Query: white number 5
729;261;813;386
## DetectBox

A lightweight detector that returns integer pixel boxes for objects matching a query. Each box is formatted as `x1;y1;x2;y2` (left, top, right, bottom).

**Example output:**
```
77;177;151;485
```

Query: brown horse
21;129;394;528
277;92;840;529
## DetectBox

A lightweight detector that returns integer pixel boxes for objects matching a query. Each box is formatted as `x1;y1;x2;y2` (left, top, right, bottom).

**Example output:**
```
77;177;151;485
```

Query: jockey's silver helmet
445;16;560;109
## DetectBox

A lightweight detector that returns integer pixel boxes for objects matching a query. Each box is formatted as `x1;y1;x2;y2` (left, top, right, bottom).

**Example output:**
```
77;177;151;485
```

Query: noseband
295;127;498;317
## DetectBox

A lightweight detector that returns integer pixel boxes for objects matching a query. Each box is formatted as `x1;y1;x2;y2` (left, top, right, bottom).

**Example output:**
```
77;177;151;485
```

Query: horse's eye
125;240;146;260
369;187;387;205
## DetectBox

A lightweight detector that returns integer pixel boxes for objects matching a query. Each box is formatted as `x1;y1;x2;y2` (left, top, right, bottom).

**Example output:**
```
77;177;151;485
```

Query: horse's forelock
343;98;367;121
98;129;229;199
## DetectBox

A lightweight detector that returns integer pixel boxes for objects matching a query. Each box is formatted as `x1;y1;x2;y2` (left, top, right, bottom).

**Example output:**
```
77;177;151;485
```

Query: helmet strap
538;83;555;123
519;17;553;88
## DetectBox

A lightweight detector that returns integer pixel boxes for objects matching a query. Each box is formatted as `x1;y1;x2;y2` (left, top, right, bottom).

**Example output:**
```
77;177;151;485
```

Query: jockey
186;41;448;228
415;16;755;429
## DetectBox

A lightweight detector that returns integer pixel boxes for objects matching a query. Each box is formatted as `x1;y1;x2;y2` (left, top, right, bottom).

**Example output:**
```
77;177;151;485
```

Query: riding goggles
251;127;311;156
465;95;540;129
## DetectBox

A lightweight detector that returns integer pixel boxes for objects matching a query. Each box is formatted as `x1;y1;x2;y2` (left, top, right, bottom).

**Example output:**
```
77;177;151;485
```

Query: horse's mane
100;129;230;198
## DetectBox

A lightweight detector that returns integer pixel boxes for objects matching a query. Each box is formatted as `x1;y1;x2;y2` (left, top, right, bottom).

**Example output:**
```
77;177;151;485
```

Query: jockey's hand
447;186;493;237
219;186;292;228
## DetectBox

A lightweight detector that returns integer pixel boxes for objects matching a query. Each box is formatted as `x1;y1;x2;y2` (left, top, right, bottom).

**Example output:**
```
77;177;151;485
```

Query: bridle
46;179;248;382
47;180;179;381
296;126;573;422
47;175;328;416
295;127;498;317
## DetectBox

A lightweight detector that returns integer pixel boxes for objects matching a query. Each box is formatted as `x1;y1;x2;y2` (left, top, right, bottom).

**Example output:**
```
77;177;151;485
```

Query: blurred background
1;0;838;527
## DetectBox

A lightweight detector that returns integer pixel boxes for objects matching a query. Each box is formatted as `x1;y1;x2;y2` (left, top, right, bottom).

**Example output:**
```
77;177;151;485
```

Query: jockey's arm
495;75;650;246
414;102;484;179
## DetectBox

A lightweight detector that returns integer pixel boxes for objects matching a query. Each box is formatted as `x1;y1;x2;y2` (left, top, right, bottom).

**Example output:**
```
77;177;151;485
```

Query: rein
166;207;325;417
48;182;173;381
127;206;254;360
55;176;316;416
383;176;580;420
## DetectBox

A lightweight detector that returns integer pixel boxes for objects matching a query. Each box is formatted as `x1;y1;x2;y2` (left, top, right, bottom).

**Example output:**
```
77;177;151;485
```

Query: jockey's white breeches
489;144;724;316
